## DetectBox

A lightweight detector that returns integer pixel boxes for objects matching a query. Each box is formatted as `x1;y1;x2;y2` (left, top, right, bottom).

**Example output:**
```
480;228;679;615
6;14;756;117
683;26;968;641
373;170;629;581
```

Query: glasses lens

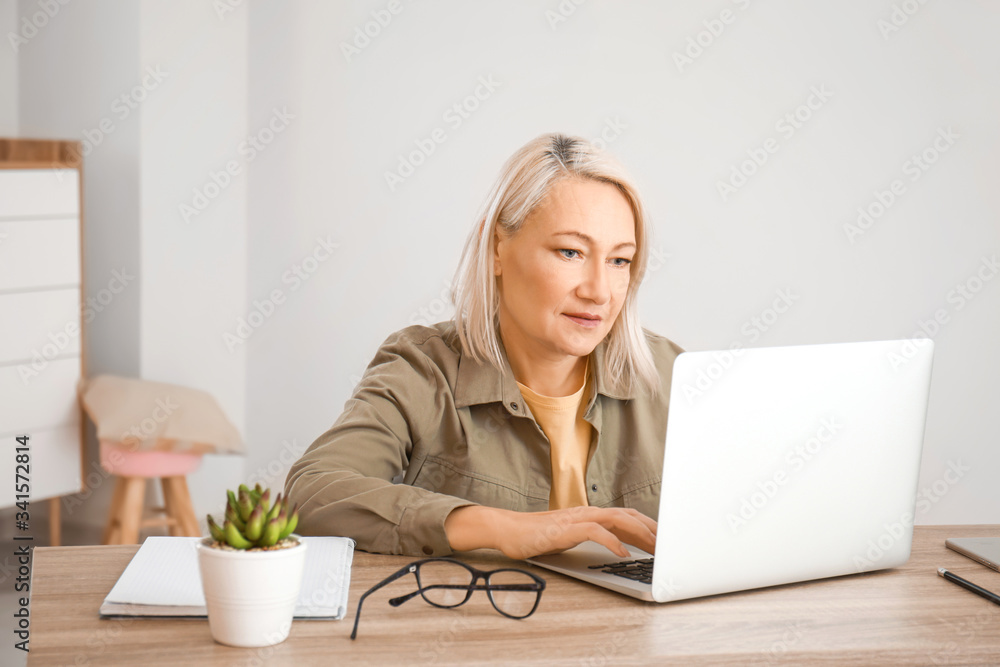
487;569;540;618
417;560;475;607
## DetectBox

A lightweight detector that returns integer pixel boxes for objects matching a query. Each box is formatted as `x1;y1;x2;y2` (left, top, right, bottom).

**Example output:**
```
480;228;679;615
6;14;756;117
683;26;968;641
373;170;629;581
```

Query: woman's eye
610;257;632;267
558;249;581;259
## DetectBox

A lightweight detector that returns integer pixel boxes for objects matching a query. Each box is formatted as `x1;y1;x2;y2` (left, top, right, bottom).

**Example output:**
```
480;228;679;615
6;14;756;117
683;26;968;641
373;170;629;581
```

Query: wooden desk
28;525;1000;665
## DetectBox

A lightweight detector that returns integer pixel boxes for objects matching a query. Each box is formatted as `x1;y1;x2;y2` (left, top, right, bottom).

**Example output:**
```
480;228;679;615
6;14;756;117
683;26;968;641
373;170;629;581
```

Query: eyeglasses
350;558;546;639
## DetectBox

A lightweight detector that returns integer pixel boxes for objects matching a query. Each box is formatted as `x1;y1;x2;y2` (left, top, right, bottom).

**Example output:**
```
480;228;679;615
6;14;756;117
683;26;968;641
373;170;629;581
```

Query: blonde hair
451;132;660;397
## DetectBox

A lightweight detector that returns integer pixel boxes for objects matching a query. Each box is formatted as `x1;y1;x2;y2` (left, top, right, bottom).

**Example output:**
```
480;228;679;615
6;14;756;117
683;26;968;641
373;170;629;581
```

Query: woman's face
494;177;637;363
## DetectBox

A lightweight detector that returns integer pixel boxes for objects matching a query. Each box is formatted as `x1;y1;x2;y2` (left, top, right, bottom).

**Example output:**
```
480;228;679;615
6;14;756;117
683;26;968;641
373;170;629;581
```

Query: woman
285;133;683;559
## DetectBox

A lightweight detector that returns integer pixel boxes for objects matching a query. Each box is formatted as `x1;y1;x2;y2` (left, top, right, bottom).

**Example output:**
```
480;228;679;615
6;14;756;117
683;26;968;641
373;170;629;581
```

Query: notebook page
104;536;204;606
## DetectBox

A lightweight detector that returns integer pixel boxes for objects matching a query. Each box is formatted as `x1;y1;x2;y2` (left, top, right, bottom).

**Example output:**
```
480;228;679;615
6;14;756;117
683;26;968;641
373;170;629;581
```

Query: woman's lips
564;313;602;328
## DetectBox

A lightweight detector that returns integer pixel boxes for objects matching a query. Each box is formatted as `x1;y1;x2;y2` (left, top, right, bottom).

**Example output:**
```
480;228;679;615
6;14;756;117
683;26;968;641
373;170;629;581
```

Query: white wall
0;0;16;135
137;1;248;525
245;1;999;525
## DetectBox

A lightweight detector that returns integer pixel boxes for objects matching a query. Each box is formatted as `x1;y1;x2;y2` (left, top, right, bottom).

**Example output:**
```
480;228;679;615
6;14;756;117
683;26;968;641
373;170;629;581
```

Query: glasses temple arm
387;589;424;607
350;563;421;640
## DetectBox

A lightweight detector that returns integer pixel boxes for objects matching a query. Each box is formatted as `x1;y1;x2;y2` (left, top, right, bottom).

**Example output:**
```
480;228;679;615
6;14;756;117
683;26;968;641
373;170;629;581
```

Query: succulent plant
206;483;299;549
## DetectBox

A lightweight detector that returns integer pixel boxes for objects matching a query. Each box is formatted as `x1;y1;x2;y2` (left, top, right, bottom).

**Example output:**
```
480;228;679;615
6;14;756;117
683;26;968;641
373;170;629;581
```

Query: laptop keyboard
588;557;654;585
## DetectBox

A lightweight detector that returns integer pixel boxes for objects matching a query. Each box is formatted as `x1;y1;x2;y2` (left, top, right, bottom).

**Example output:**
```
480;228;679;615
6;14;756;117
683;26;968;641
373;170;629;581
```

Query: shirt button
422;546;434;556
591;484;598;492
509;402;518;411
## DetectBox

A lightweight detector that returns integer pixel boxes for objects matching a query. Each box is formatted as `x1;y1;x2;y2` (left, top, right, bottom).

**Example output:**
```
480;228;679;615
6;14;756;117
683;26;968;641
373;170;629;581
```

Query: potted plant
197;483;307;648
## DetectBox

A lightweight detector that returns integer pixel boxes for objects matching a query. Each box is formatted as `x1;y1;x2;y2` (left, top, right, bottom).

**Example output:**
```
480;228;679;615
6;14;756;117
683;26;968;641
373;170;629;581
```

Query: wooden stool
100;440;203;545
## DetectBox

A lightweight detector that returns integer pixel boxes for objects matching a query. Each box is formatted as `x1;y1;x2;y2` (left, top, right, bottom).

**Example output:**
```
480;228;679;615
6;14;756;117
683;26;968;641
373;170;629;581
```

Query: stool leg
117;477;147;545
162;476;200;537
49;497;61;546
102;477;127;544
160;477;180;536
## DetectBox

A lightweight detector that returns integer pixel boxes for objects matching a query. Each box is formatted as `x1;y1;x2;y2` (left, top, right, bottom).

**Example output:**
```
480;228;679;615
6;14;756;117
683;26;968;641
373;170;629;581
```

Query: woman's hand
444;505;657;560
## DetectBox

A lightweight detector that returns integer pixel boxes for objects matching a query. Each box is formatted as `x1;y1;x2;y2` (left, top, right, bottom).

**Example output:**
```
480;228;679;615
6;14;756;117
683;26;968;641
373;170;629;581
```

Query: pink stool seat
100;440;203;478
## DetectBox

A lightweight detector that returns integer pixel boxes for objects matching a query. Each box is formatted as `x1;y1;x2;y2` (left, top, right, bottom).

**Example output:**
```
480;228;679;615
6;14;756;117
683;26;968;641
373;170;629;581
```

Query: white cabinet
0;143;85;514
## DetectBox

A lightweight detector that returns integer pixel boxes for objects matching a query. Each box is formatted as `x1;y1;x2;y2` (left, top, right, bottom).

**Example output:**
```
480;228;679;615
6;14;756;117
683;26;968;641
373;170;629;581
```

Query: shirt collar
454;332;634;410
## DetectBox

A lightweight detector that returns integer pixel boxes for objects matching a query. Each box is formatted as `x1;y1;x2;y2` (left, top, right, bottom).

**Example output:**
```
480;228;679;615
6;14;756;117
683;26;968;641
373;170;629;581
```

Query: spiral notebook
99;535;356;620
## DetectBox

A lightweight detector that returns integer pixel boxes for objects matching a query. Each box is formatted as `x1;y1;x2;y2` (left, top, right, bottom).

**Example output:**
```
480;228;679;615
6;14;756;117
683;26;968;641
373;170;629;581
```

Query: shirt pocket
618;479;662;521
410;454;545;512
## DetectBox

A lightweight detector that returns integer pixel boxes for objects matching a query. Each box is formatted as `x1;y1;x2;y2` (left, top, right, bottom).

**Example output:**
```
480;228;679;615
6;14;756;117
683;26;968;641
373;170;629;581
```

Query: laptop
528;338;935;602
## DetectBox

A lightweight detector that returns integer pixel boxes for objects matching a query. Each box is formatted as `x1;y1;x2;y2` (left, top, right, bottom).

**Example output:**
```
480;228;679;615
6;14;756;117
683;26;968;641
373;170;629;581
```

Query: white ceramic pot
196;536;308;648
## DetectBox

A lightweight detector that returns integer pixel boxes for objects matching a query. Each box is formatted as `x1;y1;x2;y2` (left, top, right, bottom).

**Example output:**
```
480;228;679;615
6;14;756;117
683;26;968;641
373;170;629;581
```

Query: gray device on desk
529;338;935;603
946;537;1000;571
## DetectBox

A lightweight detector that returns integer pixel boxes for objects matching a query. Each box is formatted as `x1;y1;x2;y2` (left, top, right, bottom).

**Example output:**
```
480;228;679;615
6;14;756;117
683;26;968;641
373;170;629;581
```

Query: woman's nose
576;261;611;305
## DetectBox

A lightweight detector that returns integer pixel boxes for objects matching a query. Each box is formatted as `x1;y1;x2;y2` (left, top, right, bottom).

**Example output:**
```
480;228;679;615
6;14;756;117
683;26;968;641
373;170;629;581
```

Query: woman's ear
493;228;503;277
493;234;503;276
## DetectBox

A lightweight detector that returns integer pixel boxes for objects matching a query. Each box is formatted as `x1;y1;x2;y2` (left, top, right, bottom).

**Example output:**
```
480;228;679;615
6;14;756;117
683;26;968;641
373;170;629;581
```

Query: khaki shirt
284;321;684;557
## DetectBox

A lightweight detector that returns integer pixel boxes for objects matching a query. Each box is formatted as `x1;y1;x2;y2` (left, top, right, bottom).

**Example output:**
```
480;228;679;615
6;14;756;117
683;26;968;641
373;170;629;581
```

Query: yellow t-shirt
516;362;593;510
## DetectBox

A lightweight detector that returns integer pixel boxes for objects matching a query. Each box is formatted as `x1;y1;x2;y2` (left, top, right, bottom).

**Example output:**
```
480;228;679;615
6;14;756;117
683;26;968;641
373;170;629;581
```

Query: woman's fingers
630;508;658;536
574;522;630;558
493;506;658;559
569;507;656;554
